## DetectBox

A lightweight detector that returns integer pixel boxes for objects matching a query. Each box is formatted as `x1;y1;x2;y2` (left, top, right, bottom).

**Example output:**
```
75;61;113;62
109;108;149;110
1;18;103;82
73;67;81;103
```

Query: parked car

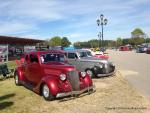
119;46;130;51
146;47;150;54
65;49;115;78
82;49;109;60
94;54;109;59
14;50;95;100
136;45;149;53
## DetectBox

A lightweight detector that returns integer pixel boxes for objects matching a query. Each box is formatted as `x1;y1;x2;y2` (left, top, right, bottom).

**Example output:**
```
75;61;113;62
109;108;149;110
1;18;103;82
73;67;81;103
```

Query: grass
0;72;150;113
0;61;16;80
7;61;16;69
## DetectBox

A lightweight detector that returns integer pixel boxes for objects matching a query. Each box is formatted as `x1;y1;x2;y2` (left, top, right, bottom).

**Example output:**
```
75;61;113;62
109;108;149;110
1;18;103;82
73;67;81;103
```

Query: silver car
65;49;115;77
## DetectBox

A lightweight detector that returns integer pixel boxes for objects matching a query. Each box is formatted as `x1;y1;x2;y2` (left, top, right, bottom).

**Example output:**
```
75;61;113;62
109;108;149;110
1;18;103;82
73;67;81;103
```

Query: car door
29;54;42;84
25;54;41;84
24;54;32;82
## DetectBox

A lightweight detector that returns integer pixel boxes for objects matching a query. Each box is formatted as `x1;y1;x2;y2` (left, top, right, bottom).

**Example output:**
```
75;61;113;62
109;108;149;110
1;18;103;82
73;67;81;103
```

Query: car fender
41;75;61;96
14;67;25;81
83;75;93;86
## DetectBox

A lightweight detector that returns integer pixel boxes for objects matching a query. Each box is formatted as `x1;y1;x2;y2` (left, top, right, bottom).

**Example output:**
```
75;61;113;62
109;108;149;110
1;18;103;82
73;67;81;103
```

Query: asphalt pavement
108;50;150;100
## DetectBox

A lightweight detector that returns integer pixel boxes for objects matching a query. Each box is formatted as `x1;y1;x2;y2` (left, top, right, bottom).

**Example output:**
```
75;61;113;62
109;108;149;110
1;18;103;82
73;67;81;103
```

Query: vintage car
94;54;109;59
119;46;130;51
14;50;94;100
65;49;115;78
82;49;109;60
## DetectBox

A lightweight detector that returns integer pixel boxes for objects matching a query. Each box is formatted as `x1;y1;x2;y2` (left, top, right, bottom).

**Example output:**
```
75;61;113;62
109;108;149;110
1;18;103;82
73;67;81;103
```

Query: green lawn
0;72;150;113
7;61;16;69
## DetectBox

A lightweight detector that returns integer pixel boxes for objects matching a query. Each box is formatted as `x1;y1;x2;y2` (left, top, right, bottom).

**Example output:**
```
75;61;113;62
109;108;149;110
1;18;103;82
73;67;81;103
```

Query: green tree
73;39;117;48
61;37;71;47
88;39;99;48
74;42;81;48
131;28;145;38
145;38;150;43
122;38;130;45
116;37;123;47
49;36;61;47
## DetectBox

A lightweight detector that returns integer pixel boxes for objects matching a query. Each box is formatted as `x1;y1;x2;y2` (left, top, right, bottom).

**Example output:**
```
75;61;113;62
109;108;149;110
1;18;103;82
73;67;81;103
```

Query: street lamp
98;32;101;48
97;14;108;47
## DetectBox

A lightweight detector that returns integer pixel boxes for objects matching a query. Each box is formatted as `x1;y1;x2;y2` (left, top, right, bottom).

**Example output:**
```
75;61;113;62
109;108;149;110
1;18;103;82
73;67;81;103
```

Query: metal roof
0;35;45;45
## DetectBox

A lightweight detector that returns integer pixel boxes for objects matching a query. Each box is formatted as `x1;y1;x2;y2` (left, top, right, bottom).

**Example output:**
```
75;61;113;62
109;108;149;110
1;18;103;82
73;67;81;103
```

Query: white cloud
0;0;150;41
0;20;37;34
20;34;42;39
64;33;94;42
13;0;65;21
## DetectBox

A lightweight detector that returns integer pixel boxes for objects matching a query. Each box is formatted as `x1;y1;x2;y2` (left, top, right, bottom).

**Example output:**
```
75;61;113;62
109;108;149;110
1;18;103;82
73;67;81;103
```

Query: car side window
30;54;39;63
68;53;78;59
25;55;29;64
25;55;28;61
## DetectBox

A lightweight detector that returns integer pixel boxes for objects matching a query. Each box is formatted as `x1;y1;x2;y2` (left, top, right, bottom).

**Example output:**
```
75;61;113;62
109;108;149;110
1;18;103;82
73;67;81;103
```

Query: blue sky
0;0;150;42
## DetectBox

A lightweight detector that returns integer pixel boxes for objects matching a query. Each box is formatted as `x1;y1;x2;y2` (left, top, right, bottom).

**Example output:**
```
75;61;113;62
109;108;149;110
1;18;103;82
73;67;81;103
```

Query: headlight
96;62;103;68
99;64;103;68
98;62;103;68
60;74;66;81
81;72;86;78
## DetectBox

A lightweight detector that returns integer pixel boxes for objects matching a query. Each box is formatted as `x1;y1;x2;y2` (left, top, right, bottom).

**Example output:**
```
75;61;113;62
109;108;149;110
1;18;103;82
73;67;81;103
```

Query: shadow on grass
0;75;14;81
0;101;14;110
0;93;15;110
0;93;15;101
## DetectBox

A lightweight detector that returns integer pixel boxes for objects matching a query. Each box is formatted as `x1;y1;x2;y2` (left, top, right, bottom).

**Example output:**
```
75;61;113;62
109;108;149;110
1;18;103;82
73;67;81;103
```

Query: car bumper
96;70;116;77
56;85;95;98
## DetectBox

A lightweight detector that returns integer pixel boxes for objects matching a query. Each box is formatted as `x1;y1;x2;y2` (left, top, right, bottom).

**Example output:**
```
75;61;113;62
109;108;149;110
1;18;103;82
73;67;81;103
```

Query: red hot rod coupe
14;50;94;100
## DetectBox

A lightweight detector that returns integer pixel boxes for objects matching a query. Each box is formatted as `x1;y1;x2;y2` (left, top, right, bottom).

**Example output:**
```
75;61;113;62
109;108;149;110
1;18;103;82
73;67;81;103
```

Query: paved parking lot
108;50;150;100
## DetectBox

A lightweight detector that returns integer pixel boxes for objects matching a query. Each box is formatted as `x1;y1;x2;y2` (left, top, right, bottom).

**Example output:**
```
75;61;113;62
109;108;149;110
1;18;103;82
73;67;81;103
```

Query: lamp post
98;32;101;48
97;14;108;48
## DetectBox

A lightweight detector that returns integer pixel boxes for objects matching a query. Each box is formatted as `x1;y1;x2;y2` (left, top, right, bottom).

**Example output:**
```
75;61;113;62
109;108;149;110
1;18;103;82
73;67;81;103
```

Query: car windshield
86;51;93;56
79;51;88;57
40;53;65;63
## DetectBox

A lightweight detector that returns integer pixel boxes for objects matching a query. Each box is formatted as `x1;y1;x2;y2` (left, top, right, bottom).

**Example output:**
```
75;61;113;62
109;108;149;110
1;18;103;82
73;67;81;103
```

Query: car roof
25;50;65;55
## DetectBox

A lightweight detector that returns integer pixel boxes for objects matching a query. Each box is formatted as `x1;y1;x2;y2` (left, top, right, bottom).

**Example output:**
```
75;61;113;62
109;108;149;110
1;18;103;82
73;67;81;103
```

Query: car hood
42;62;76;74
79;57;108;64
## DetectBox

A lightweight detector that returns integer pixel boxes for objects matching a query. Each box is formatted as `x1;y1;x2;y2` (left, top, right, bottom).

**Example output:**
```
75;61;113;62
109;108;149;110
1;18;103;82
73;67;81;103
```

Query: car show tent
0;35;44;62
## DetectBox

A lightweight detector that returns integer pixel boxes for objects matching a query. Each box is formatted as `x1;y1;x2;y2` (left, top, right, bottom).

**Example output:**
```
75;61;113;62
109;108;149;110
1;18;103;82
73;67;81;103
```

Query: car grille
67;71;80;91
99;63;115;74
105;64;114;73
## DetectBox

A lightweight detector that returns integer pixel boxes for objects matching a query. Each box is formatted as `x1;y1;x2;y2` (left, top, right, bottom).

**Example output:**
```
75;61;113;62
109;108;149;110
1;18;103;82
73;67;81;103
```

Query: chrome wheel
15;75;20;86
43;84;49;98
42;84;54;101
15;75;18;84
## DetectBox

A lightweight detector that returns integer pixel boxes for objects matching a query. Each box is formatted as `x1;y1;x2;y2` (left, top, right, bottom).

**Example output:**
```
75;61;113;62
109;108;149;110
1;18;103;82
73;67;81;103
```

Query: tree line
74;28;150;48
41;28;150;48
42;36;71;47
